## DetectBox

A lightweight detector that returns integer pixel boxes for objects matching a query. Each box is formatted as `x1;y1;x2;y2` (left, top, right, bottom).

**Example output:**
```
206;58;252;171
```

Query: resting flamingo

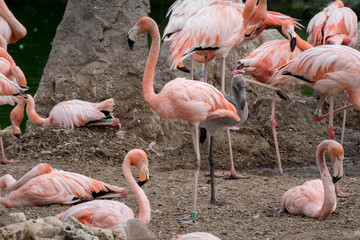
281;140;344;219
271;44;359;196
128;16;240;225
0;0;27;50
234;20;312;173
56;149;150;228
307;0;358;146
172;232;221;240
0;163;128;207
25;94;120;130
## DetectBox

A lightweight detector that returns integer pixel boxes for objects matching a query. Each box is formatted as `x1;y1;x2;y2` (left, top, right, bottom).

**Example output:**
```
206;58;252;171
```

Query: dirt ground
0;87;359;240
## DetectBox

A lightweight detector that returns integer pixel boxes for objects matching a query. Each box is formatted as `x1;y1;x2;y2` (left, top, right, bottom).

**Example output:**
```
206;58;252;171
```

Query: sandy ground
0;97;359;240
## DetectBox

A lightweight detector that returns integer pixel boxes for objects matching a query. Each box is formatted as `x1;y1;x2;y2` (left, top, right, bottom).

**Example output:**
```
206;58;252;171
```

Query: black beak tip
137;179;148;187
332;176;342;184
14;133;22;139
128;38;135;50
290;37;296;52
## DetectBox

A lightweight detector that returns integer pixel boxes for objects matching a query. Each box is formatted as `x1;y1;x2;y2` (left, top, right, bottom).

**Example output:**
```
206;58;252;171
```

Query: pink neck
315;141;336;219
242;0;257;26
123;155;150;225
142;19;161;112
295;33;313;51
25;95;50;126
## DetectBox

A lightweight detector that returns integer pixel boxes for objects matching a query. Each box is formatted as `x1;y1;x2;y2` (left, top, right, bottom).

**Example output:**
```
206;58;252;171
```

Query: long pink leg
340;91;347;145
271;91;283;174
87;118;121;130
190;56;194;80
204;56;208;83
178;123;200;225
225;127;250;179
0;127;18;164
328;95;335;140
220;56;226;94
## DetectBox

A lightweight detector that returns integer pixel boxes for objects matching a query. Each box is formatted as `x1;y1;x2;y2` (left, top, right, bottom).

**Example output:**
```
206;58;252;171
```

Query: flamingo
24;94;121;130
0;163;128;207
169;0;264;92
306;0;358;146
271;44;360;197
172;232;221;240
55;149;150;228
200;74;250;184
280;140;344;219
234;20;312;173
127;16;240;225
0;0;27;50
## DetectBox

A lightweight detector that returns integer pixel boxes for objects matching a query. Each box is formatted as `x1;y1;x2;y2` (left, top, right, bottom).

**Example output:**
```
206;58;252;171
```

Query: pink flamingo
0;0;27;50
281;140;344;219
55;149;150;228
172;232;221;240
169;0;264;92
271;44;360;197
128;16;240;225
25;94;121;130
0;163;128;207
234;20;312;173
307;0;358;146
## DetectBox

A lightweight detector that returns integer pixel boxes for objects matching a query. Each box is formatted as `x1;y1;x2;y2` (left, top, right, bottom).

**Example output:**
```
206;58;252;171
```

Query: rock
9;213;26;223
0;205;17;227
111;219;157;240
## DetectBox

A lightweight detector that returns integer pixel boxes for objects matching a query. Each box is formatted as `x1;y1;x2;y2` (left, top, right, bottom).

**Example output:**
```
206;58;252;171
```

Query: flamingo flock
0;0;359;239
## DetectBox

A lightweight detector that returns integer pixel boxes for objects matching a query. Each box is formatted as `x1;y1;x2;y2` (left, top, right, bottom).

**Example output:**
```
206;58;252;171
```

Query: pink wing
49;99;110;128
271;45;360;93
12;169;127;206
163;0;217;42
306;10;327;46
56;200;134;228
281;179;329;218
154;78;239;123
169;1;244;68
0;95;17;105
0;72;26;96
172;232;221;240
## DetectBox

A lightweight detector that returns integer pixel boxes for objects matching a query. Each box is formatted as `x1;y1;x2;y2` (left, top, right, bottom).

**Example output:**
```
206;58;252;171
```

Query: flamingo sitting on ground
128;16;240;225
306;0;358;146
0;163;128;207
271;44;360;197
172;232;221;240
25;94;121;130
234;20;312;173
200;74;250;186
56;149;150;228
281;140;344;219
0;0;27;50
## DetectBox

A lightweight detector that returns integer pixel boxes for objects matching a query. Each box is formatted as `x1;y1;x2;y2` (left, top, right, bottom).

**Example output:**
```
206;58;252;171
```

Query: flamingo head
326;140;344;184
127;17;156;50
126;149;150;187
282;20;296;52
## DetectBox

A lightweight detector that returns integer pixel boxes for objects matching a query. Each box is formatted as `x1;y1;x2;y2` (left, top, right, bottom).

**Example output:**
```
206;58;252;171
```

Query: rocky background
0;0;359;239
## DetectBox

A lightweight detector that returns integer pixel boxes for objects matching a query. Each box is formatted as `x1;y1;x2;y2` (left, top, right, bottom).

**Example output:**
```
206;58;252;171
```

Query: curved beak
332;156;344;184
127;25;139;50
288;30;296;52
137;162;150;187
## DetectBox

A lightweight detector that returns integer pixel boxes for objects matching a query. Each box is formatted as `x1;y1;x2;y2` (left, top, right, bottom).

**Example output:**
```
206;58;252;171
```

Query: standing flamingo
25;94;120;130
172;232;221;240
234;20;312;173
0;0;27;50
307;0;358;146
271;44;360;196
200;74;249;184
128;16;240;225
281;140;344;219
56;149;150;228
169;0;263;92
0;163;128;207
